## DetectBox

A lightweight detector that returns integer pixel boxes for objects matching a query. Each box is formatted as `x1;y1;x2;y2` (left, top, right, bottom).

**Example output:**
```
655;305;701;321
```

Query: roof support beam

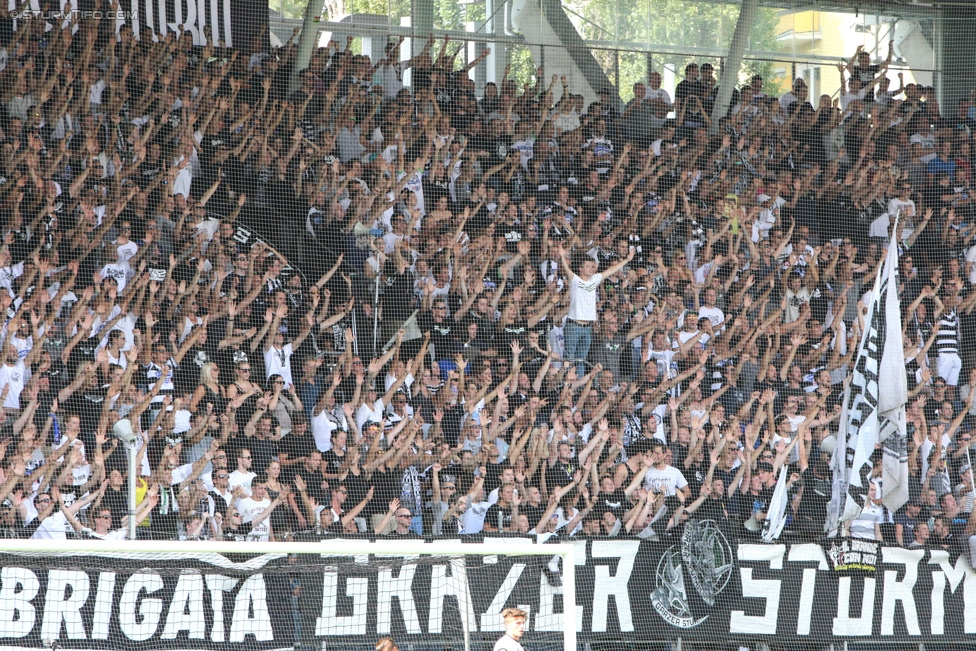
709;0;757;135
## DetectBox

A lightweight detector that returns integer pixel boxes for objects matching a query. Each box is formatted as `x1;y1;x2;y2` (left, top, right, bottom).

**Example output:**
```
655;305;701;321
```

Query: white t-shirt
643;464;689;496
910;132;937;151
355;398;385;430
229;469;256;497
839;87;868;112
32;511;72;539
849;501;885;539
312;409;345;453
264;343;295;388
551;112;580;136
237;496;272;541
644;87;672;104
566;273;603;322
8;322;39;356
966;246;976;285
99;263;128;293
0;360;28;409
675;329;708;350
397;170;426;213
377;61;406;99
779;91;798;111
888;197;916;219
698;305;725;328
459;494;497;535
90;528;128;540
0;261;24;298
114;240;139;265
493;634;526;651
511;136;535;169
651;138;676;158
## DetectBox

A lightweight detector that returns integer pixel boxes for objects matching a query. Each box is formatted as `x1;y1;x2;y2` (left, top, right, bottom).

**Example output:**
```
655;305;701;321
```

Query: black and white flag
829;231;908;529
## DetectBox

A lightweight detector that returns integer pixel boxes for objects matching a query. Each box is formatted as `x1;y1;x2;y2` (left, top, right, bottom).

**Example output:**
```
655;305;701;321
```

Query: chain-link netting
0;0;974;649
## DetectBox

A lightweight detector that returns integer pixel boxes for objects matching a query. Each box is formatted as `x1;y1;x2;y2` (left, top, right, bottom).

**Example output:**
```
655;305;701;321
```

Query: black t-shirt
369;467;403;516
484;503;516;531
176;345;213;394
922;184;954;212
464;313;496;349
66;335;100;377
292;468;328;506
795;469;831;529
483;461;508;494
520;504;544;529
383;269;417;323
670;442;690;471
63;387;108;434
417;312;457;361
102;486;129;523
851;65;880;91
675;79;709;104
384;530;422;538
598;489;629;517
278;433;316;481
495;319;529;351
546;460;576;489
500;221;525;253
149;484;181;539
248;437;279;475
341;470;370;508
696;497;729;521
321;449;347;476
685;462;707;498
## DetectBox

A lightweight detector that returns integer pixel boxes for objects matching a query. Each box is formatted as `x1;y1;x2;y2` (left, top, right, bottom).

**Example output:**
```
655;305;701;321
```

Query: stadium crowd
0;14;974;549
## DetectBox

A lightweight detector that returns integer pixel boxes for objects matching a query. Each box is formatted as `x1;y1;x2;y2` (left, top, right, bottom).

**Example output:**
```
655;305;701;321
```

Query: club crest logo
681;519;734;605
650;519;734;628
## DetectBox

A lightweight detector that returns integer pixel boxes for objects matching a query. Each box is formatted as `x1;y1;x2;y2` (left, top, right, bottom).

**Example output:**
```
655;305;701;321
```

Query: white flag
833;231;908;523
825;382;851;537
877;239;909;513
762;466;790;543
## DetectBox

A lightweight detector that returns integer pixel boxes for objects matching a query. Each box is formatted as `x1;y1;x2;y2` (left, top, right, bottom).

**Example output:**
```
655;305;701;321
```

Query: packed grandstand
0;8;971;566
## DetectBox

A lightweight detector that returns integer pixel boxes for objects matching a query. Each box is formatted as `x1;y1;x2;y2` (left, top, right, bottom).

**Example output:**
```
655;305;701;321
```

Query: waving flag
826;229;908;534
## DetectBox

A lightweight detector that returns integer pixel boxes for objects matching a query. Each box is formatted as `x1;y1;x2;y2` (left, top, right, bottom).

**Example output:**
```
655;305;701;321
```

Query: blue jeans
563;321;593;376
